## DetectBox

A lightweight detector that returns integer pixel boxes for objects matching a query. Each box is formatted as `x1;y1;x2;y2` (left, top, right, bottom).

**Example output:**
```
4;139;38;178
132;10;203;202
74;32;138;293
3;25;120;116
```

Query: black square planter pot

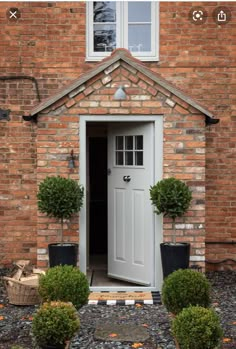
160;242;190;278
48;243;78;267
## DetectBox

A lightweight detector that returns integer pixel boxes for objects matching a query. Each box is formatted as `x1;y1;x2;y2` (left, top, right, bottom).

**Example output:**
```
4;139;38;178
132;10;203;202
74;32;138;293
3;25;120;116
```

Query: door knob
123;175;131;182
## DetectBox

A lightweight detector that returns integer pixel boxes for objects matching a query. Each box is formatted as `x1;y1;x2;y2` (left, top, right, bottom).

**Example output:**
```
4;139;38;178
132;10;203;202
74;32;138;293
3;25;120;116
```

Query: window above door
86;1;159;62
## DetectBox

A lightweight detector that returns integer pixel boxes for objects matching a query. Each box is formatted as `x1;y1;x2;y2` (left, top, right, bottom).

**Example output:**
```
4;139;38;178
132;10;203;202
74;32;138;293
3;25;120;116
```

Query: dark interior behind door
89;137;107;255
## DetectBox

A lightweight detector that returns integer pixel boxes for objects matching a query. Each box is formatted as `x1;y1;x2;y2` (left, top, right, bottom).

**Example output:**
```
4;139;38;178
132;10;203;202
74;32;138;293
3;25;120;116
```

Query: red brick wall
0;79;37;266
0;1;235;268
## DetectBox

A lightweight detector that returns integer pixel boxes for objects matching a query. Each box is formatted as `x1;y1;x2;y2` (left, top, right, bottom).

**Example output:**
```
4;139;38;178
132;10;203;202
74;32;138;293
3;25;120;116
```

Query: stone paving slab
94;323;150;342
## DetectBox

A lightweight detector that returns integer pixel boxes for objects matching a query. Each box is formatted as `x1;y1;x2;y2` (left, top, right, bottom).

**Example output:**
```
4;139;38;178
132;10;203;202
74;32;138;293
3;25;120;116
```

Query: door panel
114;188;126;261
108;123;154;286
133;190;145;265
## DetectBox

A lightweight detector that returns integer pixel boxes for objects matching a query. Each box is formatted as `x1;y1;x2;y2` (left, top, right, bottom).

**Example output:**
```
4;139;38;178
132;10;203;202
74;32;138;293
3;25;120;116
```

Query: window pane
135;152;143;166
125;136;133;150
125;151;133;165
88;1;158;61
116;136;123;150
128;2;151;22
135;136;143;150
94;24;116;52
128;24;151;52
116;152;123;165
94;2;116;22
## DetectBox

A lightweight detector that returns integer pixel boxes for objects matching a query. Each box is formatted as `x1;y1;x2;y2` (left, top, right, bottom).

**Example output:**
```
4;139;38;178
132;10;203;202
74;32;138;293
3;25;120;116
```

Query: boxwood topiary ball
150;177;192;220
172;306;223;349
39;265;90;310
162;269;211;315
32;301;80;347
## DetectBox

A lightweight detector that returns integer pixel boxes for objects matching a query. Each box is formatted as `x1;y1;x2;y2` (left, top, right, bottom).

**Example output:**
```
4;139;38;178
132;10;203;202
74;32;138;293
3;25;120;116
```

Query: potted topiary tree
161;269;211;315
37;176;84;267
32;301;80;349
39;265;90;310
171;305;223;349
150;177;192;277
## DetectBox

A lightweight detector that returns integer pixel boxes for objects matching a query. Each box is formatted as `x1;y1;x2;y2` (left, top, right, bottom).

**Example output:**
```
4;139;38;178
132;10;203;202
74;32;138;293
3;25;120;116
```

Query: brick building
0;1;235;289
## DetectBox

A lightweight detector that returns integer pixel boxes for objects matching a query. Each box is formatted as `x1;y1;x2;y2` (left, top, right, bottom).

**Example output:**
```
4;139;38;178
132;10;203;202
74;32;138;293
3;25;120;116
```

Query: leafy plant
37;176;84;244
39;265;90;309
32;301;80;347
162;269;211;315
150;177;192;244
172;305;223;349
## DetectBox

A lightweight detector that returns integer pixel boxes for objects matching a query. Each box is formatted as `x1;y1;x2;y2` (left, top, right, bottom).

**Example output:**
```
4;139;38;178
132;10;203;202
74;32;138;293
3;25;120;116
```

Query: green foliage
37;176;84;220
32;301;80;347
172;306;223;349
39;265;90;310
162;269;211;315
150;177;192;220
37;176;84;243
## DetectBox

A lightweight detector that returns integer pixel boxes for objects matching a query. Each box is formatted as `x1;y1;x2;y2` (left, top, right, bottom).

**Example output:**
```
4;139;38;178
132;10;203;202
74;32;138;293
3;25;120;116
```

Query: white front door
108;123;154;286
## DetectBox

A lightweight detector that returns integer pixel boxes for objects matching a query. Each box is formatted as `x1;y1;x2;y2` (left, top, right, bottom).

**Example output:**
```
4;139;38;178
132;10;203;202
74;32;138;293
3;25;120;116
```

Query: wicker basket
3;276;41;305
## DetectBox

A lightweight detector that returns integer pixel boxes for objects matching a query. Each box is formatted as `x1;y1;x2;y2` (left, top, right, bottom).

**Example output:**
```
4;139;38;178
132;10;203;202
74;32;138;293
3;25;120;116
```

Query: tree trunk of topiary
60;217;63;244
173;218;176;245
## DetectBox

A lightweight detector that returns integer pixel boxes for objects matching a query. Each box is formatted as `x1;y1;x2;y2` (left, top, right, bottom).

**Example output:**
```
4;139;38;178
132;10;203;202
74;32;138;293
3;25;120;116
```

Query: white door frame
79;115;163;291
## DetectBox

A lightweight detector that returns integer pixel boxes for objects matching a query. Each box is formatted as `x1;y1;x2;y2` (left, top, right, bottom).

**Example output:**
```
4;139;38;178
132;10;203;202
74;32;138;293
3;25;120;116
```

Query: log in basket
3;260;44;306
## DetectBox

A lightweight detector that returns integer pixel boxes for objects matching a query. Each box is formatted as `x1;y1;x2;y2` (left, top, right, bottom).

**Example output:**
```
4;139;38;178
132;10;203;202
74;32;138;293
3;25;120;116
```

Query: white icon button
213;6;231;25
218;10;227;22
189;7;207;25
193;10;204;21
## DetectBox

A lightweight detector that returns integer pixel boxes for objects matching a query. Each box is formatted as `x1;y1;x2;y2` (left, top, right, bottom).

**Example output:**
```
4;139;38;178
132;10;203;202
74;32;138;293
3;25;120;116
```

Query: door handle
123;175;131;182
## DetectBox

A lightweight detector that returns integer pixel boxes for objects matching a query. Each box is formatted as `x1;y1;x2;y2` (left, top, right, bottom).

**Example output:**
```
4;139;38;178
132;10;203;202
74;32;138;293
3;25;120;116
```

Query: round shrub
32;301;80;347
172;306;223;349
37;176;84;243
162;269;211;314
37;176;84;220
150;177;192;244
39;265;90;309
150;177;192;220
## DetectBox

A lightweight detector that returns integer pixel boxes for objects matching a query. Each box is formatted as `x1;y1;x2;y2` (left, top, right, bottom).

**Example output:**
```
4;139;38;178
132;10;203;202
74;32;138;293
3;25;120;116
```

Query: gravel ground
0;269;235;349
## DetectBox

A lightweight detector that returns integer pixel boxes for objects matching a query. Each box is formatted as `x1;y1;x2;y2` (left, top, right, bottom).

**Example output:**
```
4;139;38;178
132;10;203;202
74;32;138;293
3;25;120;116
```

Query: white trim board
79;115;163;292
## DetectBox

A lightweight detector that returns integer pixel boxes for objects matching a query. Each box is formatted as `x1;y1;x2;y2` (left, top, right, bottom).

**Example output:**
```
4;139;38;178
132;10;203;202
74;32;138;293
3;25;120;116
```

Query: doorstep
88;291;161;305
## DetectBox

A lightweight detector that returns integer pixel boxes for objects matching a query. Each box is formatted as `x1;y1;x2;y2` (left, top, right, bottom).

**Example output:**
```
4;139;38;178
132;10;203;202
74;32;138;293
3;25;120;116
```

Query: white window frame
86;1;159;62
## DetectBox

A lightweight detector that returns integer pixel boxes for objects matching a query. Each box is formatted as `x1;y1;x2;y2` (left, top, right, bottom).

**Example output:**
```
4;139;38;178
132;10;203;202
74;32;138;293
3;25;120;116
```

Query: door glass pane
115;135;143;166
125;151;133;165
94;24;116;52
125;136;133;150
116;136;123;150
116;151;123;166
128;25;151;52
135;135;143;150
94;2;116;22
128;2;151;22
135;152;143;166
